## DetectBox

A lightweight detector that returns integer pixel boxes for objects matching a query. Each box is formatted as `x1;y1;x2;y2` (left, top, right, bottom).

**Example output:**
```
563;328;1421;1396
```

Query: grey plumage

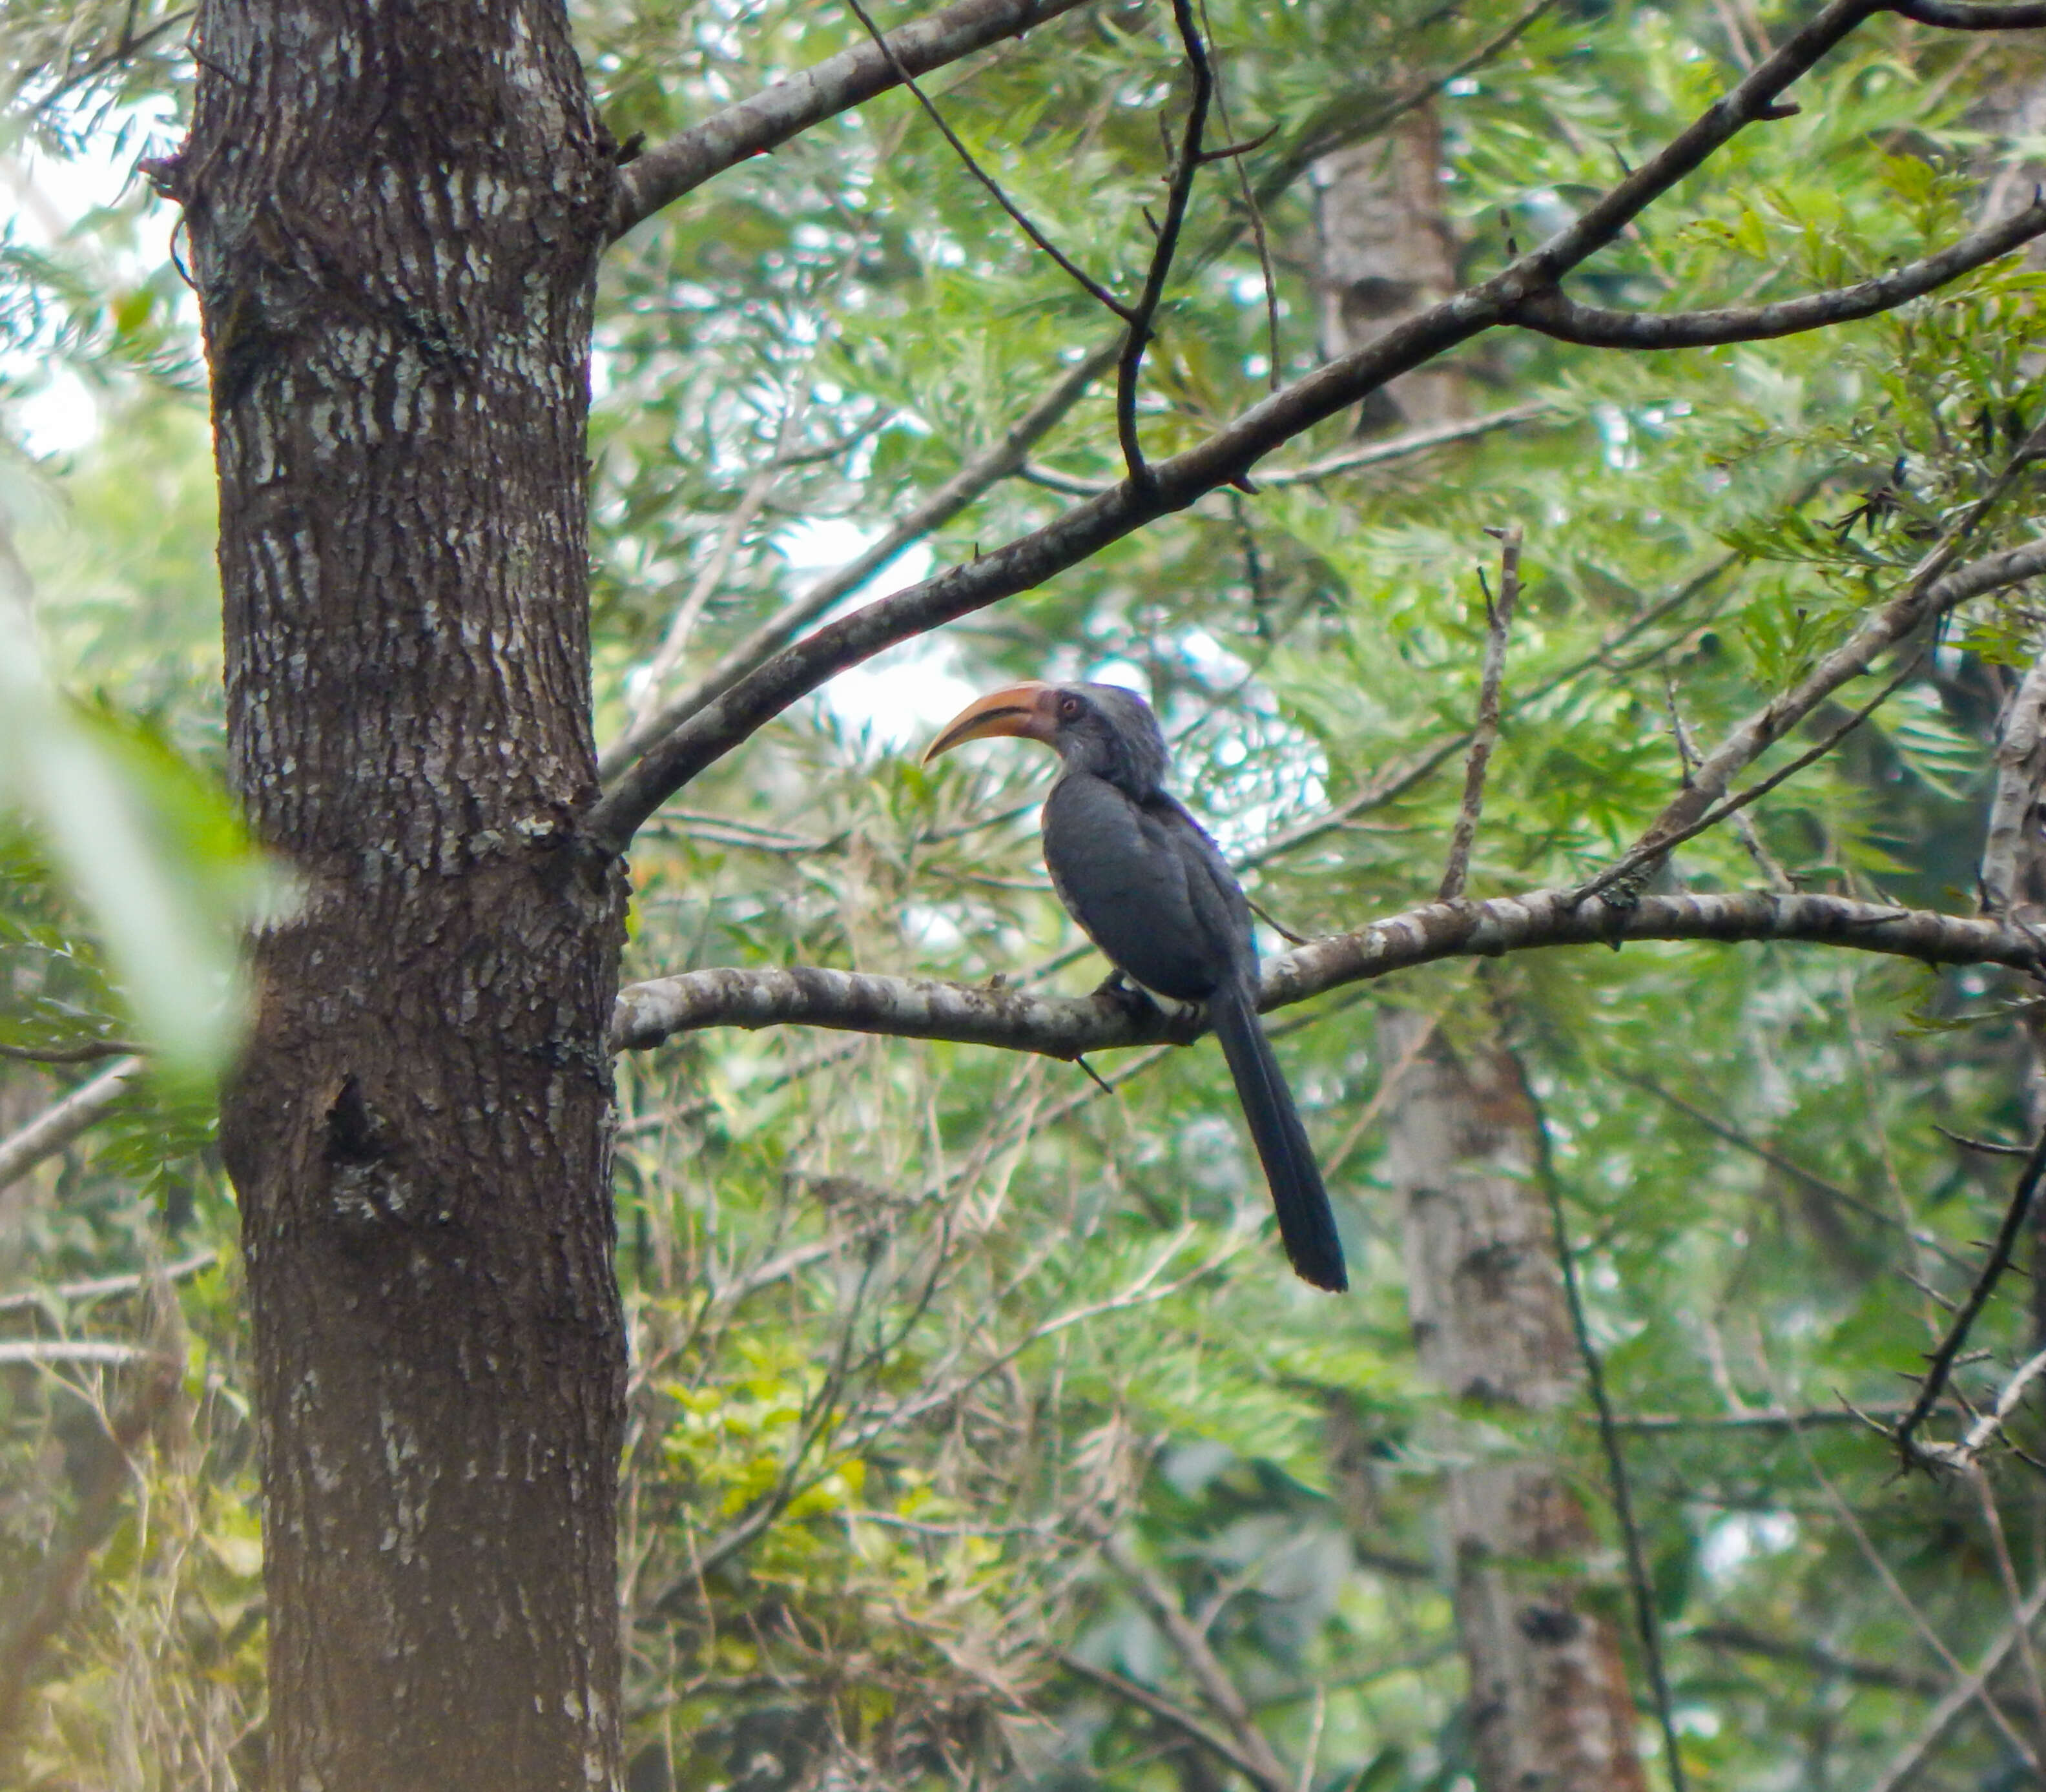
931;681;1346;1291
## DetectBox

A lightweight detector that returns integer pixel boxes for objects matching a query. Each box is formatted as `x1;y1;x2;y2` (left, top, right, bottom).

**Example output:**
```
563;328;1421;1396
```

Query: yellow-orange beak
922;682;1060;764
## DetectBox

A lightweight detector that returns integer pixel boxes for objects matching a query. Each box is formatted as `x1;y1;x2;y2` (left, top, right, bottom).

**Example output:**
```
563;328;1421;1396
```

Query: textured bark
1382;1018;1649;1792
1311;103;1464;431
160;2;628;1786
1312;91;1648;1792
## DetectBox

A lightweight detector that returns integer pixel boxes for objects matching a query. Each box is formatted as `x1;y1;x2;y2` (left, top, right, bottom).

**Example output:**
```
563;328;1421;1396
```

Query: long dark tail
1210;980;1347;1291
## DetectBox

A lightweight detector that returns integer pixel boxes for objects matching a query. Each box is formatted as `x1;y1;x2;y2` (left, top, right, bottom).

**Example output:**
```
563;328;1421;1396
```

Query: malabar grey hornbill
924;681;1347;1292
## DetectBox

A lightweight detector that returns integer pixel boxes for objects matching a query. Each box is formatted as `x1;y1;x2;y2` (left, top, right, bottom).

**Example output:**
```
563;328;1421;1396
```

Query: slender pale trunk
1312;106;1649;1792
1381;1018;1649;1792
155;3;628;1784
1311;103;1465;433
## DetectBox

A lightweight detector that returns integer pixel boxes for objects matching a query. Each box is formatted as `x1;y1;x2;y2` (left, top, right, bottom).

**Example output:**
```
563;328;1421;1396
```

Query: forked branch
587;0;2009;853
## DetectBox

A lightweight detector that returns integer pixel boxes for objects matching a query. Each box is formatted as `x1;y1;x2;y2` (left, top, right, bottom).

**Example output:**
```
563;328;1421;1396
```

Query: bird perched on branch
924;681;1346;1292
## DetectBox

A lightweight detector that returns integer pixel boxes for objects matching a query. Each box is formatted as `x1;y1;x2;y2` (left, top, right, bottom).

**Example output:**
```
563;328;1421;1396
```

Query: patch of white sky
5;97;187;457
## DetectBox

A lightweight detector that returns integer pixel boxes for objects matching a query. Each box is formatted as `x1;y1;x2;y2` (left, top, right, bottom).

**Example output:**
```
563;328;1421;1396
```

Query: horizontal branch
608;0;1093;239
0;1339;161;1367
1509;195;2046;348
585;0;1894;851
611;889;2045;1054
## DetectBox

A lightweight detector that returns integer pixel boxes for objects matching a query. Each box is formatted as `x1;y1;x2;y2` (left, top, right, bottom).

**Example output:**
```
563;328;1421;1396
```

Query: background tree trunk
163;3;628;1784
1381;1013;1650;1792
1311;101;1465;433
1311;101;1651;1791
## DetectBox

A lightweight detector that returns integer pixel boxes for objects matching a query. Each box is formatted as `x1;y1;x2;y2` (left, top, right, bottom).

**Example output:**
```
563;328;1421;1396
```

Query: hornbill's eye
1058;694;1082;721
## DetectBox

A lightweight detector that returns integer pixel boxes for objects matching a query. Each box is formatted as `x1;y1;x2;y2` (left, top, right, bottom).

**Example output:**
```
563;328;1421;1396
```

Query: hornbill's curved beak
923;682;1060;763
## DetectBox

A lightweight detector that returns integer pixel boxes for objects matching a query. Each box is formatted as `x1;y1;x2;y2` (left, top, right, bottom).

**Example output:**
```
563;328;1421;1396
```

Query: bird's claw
1092;969;1159;1018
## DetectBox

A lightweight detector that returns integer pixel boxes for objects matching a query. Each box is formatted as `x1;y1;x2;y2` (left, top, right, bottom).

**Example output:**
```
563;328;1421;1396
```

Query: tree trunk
158;3;627;1785
1310;103;1465;433
1381;1016;1649;1792
1308;98;1651;1792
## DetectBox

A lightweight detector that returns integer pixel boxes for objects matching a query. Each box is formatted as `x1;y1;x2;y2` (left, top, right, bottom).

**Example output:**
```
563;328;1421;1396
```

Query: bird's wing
1041;776;1251;1002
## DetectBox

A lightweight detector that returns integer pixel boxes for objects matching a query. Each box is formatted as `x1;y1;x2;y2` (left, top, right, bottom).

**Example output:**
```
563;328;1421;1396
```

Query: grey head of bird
923;681;1170;798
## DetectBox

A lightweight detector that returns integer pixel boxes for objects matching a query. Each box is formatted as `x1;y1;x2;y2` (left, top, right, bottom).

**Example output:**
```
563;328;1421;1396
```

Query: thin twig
1666;680;1793;888
1055;1650;1285;1792
1197;0;1281;390
1516;1046;1688;1792
1864;1572;2046;1792
1937;1126;2035;1158
1969;1463;2046;1739
841;0;1131;320
1115;0;1215;485
1100;1532;1293;1792
1894;1122;2046;1468
1620;1071;1968;1268
1768;1362;2042;1772
1573;646;1930;905
620;389;811;739
1440;526;1520;900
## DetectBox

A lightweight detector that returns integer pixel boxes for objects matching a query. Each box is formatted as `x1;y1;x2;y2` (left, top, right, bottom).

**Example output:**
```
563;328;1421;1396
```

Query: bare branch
1572;645;1930;904
1440;527;1520;900
1923;1346;2046;1470
1508;196;2046;347
1866;1573;2046;1792
0;1251;217;1317
1690;1622;1943;1695
0;1057;143;1197
0;1339;163;1367
1607;1408;1908;1431
1055;1650;1286;1792
1100;1532;1294;1792
1116;0;1215;483
584;0;1909;852
597;342;1117;782
1894;1124;2046;1469
1892;0;2046;26
610;889;2046;1055
607;0;1095;240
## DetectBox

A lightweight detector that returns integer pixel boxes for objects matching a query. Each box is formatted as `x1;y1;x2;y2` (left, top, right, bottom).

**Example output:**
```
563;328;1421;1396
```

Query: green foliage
14;0;2046;1788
